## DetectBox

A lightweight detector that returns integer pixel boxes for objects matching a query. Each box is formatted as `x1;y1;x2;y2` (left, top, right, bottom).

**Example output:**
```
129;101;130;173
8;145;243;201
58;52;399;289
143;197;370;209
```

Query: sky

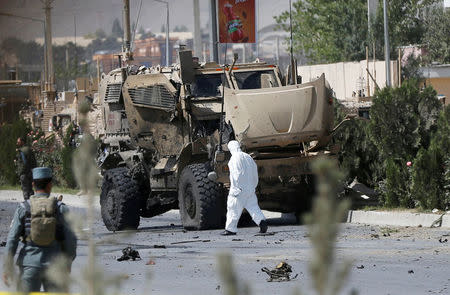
0;0;291;42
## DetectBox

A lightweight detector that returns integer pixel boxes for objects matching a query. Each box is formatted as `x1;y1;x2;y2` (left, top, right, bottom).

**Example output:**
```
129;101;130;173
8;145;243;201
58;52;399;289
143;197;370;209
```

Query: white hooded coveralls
225;141;266;233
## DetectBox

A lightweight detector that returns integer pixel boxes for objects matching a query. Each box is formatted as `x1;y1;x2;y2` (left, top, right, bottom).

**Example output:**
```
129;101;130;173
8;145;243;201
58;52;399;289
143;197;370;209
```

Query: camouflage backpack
22;196;58;246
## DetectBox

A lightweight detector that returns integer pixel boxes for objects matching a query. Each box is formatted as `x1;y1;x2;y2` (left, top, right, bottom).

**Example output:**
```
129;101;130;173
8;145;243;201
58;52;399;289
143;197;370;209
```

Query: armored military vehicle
96;48;338;231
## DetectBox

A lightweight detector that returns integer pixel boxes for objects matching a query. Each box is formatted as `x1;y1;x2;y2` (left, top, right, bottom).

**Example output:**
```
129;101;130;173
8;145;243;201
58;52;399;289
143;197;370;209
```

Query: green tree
173;25;189;32
411;105;450;209
422;6;450;64
95;29;107;39
111;18;123;38
333;101;381;187
275;0;368;63
0;120;31;185
371;0;439;59
369;80;440;161
369;80;442;207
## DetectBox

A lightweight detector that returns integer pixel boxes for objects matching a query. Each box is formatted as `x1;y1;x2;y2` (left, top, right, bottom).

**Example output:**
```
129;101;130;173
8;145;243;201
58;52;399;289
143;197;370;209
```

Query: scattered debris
171;240;211;245
408;270;414;274
232;239;243;241
0;241;6;247
380;227;398;236
154;245;166;248
255;232;276;236
432;208;439;213
216;285;220;290
117;247;141;261
370;234;380;239
430;214;444;228
261;262;298;282
192;236;199;239
438;237;448;243
356;265;365;269
146;260;156;265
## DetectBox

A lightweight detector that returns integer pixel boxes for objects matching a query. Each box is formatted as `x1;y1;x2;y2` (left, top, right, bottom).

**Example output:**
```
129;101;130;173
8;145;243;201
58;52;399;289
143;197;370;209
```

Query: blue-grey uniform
3;168;77;292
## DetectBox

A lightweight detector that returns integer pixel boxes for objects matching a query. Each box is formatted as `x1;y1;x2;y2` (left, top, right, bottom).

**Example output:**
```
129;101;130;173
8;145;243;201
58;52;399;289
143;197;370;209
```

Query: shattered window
191;74;228;97
234;70;279;89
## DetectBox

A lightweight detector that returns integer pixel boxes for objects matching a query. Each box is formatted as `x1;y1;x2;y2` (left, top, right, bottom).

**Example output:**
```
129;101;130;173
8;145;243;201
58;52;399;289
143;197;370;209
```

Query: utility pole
383;0;391;87
193;0;202;58
154;0;170;66
122;0;133;63
41;0;56;100
210;0;219;63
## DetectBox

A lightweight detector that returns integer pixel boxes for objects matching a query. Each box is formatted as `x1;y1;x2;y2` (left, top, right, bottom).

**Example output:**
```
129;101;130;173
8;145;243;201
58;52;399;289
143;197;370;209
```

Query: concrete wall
298;60;398;101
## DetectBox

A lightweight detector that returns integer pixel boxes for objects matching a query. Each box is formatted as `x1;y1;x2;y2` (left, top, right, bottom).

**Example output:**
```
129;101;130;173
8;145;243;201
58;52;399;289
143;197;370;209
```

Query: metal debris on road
357;265;365;269
438;237;448;243
170;239;211;245
408;270;414;274
261;262;298;282
0;241;6;247
154;245;167;248
255;232;276;236
117;247;141;261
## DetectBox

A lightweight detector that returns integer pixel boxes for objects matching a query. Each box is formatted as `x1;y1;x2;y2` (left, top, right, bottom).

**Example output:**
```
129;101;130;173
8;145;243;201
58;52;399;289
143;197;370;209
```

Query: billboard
218;0;256;43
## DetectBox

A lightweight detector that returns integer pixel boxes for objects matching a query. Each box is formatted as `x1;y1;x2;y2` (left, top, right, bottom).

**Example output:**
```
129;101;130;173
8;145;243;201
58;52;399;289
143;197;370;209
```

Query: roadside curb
347;210;449;228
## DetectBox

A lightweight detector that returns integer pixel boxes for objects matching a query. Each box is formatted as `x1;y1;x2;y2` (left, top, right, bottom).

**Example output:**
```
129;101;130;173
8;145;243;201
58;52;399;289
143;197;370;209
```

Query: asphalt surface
1;190;449;295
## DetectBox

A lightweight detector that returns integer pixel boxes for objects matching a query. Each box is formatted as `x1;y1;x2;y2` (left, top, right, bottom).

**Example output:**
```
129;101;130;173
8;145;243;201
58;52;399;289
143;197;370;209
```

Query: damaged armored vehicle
97;48;337;231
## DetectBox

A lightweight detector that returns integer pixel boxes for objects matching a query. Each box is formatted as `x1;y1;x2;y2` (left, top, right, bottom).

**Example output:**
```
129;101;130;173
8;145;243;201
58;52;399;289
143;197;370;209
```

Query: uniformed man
2;167;77;292
16;136;37;200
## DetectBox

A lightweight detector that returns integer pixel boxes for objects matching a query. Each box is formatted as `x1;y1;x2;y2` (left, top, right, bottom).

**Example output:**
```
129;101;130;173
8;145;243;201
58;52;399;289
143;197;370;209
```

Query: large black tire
178;163;226;230
100;167;140;231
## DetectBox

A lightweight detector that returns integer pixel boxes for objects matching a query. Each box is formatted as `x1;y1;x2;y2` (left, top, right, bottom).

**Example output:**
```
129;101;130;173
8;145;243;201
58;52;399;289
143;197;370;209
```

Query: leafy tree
371;0;439;59
422;6;450;64
95;29;107;39
112;18;123;38
369;80;440;161
275;0;368;63
333;101;381;187
138;26;146;35
369;80;442;207
411;105;450;209
0;120;31;185
174;25;189;32
275;0;441;63
0;37;44;66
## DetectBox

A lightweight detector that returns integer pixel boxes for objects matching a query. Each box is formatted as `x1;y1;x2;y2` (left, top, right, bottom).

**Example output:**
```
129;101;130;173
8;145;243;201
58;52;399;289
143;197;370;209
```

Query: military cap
32;167;53;180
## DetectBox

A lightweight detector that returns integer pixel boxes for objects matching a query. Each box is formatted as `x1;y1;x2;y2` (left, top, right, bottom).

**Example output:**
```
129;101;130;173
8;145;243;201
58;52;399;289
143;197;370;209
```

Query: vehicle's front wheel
100;167;140;231
178;163;226;230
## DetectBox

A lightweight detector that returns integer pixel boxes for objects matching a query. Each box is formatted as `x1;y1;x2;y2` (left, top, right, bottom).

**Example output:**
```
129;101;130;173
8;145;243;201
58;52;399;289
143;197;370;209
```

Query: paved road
0;190;449;295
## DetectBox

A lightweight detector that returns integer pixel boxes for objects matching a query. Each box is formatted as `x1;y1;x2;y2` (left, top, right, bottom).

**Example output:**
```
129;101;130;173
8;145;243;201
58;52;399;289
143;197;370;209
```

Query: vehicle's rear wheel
178;163;226;230
100;167;140;231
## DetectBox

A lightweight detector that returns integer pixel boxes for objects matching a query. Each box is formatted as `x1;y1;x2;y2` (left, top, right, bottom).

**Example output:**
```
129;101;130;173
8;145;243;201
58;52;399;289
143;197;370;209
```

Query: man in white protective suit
221;140;268;236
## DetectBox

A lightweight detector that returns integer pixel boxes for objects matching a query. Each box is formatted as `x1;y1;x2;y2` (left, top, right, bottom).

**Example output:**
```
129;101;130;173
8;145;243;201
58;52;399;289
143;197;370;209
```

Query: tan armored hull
224;74;333;150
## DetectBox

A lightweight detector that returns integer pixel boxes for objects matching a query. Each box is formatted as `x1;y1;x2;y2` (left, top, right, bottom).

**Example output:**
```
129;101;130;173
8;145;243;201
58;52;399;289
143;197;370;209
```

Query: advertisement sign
218;0;256;43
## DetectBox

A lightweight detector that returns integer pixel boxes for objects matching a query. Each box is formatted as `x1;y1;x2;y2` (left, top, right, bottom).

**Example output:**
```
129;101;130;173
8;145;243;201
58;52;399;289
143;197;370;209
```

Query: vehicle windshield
233;70;279;89
191;73;228;97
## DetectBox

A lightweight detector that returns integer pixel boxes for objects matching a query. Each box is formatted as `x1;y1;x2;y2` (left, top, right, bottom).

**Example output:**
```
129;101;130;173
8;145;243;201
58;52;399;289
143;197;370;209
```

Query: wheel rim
184;184;196;219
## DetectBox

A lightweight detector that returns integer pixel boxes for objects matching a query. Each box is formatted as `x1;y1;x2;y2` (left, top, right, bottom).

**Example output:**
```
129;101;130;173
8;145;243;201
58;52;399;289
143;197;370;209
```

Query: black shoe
220;230;237;236
259;220;268;233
